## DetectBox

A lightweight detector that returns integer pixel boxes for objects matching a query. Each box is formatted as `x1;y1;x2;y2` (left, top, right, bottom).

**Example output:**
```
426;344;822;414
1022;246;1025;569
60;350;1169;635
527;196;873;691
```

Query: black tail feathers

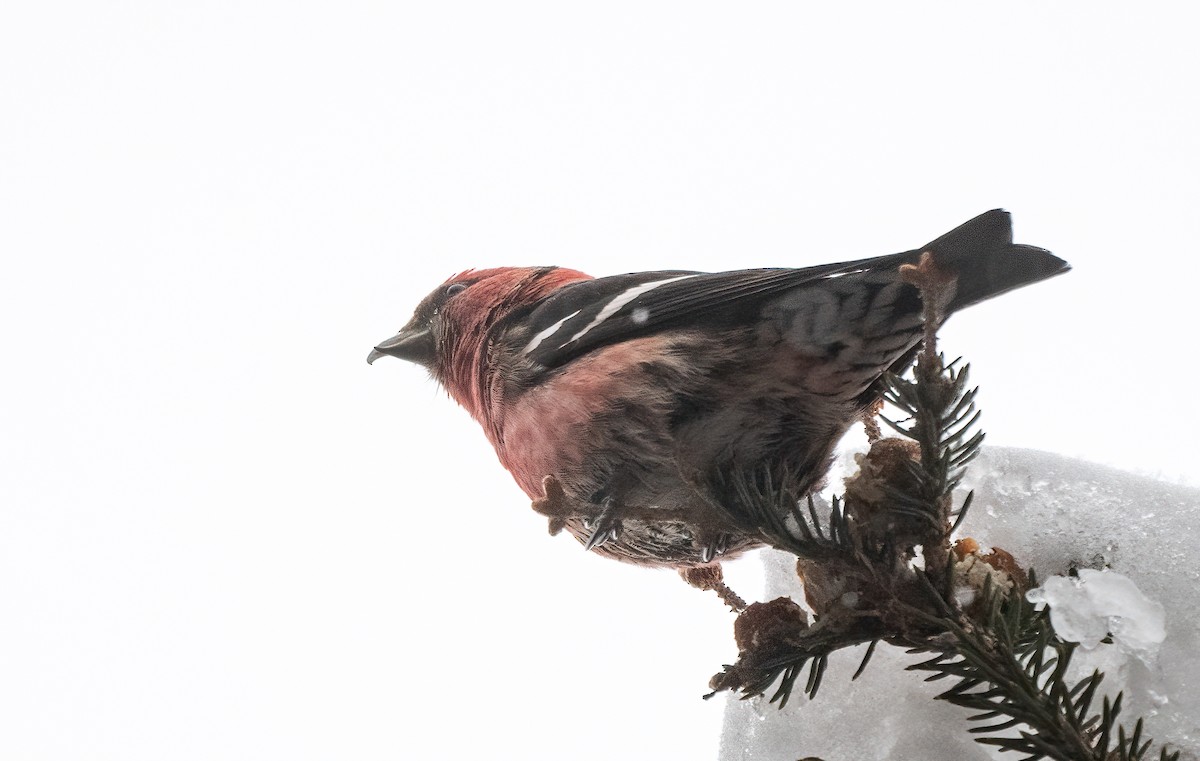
923;209;1069;312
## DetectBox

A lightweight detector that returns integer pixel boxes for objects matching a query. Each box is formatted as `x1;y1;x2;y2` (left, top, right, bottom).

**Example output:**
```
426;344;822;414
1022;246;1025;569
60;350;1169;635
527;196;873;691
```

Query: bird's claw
699;533;730;564
583;499;623;551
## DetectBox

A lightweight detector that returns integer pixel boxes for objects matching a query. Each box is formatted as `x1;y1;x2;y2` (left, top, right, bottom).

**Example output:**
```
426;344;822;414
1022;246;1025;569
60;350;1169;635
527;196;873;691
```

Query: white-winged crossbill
368;210;1067;569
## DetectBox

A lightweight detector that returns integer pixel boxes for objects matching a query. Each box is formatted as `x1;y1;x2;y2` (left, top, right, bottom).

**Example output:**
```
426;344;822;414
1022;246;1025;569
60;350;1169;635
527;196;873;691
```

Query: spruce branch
708;253;1179;761
904;572;1179;761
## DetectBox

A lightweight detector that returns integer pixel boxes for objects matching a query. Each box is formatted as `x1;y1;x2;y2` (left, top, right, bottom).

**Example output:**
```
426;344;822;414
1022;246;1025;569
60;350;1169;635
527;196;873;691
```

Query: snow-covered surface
721;447;1200;761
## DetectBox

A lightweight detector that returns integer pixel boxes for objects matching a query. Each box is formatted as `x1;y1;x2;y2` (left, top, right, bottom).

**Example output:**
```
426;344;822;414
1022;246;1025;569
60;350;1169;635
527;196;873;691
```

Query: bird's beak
367;326;436;367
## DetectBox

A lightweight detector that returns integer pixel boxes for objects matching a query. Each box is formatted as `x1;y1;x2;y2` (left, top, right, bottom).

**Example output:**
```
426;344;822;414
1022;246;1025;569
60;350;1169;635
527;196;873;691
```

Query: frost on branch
709;254;1184;761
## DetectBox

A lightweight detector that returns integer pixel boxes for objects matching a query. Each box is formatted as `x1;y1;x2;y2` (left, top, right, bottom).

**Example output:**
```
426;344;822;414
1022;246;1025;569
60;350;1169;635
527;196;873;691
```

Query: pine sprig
906;573;1179;761
707;614;887;707
881;358;983;500
721;465;854;561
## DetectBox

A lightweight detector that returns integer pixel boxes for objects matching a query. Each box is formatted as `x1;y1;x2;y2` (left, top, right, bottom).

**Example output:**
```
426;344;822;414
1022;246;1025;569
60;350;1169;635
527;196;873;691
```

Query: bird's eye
445;283;468;297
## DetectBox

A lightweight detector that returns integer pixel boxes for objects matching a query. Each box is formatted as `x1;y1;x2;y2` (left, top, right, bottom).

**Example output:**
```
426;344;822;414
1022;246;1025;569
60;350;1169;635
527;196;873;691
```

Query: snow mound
720;446;1200;761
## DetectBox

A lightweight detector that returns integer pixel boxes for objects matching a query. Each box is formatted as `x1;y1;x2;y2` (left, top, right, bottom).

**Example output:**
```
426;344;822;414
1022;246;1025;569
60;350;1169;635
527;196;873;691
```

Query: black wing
518;256;900;369
516;210;1068;370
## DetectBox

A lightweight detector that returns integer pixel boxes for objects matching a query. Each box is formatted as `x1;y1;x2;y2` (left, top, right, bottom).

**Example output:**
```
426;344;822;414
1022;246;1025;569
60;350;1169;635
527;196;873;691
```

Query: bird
368;210;1068;570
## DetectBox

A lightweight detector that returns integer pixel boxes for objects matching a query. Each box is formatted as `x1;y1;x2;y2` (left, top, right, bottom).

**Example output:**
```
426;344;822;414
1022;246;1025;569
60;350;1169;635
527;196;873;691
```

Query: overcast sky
2;2;1198;760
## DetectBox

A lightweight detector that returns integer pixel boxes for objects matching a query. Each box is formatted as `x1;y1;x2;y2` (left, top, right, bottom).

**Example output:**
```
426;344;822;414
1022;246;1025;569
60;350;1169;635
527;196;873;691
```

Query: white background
2;2;1197;759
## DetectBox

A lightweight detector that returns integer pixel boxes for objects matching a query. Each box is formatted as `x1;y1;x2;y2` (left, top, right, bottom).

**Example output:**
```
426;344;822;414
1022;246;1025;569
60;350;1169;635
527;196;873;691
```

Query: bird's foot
583;497;624;551
698;532;731;564
531;476;629;550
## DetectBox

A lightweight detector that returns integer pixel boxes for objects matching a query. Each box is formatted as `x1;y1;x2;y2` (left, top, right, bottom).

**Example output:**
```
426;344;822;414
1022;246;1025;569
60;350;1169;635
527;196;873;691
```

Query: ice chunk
1027;569;1166;656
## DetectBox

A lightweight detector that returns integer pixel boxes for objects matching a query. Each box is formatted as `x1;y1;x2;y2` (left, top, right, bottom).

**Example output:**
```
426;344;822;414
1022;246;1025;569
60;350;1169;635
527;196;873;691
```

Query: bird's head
369;266;591;414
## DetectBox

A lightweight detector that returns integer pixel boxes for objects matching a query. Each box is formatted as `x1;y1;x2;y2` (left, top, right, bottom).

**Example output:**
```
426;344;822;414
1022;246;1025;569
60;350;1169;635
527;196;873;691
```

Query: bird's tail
920;209;1070;313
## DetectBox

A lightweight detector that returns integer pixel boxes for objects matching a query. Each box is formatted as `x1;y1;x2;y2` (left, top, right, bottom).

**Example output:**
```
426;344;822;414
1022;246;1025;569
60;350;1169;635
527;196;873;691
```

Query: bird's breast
491;334;703;501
